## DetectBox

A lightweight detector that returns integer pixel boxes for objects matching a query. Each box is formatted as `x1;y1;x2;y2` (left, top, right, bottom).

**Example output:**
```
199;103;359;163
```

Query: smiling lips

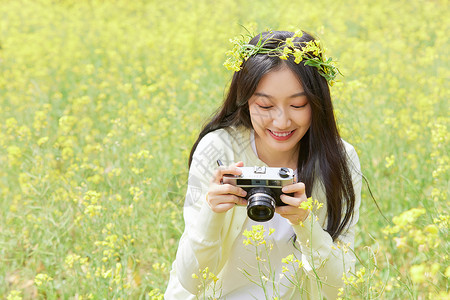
268;129;296;141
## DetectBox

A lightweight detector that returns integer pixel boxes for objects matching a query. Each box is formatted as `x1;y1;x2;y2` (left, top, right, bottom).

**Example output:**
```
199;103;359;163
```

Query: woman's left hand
275;182;309;225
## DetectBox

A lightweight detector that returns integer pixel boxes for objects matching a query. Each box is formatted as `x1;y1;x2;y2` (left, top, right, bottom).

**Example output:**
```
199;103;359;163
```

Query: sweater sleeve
291;144;362;299
172;131;233;294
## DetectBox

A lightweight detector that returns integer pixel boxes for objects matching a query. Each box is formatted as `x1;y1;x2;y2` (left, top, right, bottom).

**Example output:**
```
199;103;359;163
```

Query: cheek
303;113;312;127
293;110;312;127
249;109;269;128
302;107;312;125
306;109;312;126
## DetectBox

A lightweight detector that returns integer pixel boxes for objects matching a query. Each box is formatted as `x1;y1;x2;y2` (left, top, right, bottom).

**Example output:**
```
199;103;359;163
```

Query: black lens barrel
246;187;276;222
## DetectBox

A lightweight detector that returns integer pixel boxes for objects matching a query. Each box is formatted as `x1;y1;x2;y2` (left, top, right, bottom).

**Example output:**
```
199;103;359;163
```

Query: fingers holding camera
211;161;244;185
277;182;309;225
281;182;305;197
206;186;247;213
276;202;310;225
207;161;247;213
207;193;247;213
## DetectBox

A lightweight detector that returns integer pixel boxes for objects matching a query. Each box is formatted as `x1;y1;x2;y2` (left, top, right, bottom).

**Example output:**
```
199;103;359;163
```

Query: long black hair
189;31;355;241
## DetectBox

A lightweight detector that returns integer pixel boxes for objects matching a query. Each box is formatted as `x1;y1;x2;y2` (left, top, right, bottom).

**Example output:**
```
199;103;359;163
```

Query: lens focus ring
246;187;276;222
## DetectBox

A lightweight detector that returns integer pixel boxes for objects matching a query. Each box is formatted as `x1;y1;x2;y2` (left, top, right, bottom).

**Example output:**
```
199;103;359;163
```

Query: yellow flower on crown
223;29;341;85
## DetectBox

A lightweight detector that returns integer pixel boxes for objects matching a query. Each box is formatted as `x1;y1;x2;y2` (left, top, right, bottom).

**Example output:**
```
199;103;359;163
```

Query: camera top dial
278;167;291;178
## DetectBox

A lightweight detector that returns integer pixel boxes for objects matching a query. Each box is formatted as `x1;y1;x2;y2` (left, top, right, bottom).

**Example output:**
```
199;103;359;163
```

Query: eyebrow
254;92;307;99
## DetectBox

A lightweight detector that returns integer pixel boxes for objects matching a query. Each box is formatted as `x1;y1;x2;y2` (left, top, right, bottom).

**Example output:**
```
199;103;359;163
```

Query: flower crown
223;30;341;86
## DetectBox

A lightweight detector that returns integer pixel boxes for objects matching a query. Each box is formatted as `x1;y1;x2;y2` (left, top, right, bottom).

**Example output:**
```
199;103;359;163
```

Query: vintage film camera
224;166;295;222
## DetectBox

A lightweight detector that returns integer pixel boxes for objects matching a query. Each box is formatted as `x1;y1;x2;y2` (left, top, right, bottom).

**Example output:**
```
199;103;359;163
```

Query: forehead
255;66;304;96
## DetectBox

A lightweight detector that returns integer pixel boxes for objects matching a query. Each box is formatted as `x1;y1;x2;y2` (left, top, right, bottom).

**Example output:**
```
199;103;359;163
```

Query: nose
273;107;291;129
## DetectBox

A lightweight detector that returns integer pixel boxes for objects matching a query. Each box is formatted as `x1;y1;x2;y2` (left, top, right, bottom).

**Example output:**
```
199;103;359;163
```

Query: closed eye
291;104;307;108
258;105;273;109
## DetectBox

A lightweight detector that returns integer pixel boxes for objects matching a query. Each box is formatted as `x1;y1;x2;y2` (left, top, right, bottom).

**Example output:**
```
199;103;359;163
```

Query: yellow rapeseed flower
35;273;53;286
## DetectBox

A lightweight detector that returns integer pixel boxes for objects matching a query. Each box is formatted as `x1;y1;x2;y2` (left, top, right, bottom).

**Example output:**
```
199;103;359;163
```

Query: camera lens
246;187;276;222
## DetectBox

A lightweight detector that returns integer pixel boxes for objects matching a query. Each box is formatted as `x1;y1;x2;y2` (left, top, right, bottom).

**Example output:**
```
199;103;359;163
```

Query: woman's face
248;65;312;165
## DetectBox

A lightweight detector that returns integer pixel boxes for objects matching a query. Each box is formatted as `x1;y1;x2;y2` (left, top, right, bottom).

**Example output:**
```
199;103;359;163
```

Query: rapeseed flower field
0;0;448;298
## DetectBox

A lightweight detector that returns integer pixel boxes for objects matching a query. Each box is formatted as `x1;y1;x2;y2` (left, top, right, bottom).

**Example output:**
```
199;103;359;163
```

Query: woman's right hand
206;161;248;213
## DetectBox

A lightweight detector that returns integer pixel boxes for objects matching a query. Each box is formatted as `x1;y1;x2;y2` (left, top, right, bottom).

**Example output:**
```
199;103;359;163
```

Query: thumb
235;161;244;167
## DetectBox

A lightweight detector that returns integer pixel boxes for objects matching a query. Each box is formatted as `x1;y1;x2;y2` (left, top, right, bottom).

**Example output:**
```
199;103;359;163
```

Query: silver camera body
224;166;295;222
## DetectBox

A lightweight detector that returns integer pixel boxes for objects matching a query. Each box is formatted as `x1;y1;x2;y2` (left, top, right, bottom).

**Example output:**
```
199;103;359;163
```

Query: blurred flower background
0;0;448;298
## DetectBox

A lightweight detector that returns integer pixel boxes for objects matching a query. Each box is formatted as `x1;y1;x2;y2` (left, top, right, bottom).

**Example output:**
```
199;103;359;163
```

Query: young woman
165;30;362;299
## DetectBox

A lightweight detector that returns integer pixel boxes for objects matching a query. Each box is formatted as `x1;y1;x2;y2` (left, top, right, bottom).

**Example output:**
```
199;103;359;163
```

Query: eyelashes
257;104;307;109
291;104;307;108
